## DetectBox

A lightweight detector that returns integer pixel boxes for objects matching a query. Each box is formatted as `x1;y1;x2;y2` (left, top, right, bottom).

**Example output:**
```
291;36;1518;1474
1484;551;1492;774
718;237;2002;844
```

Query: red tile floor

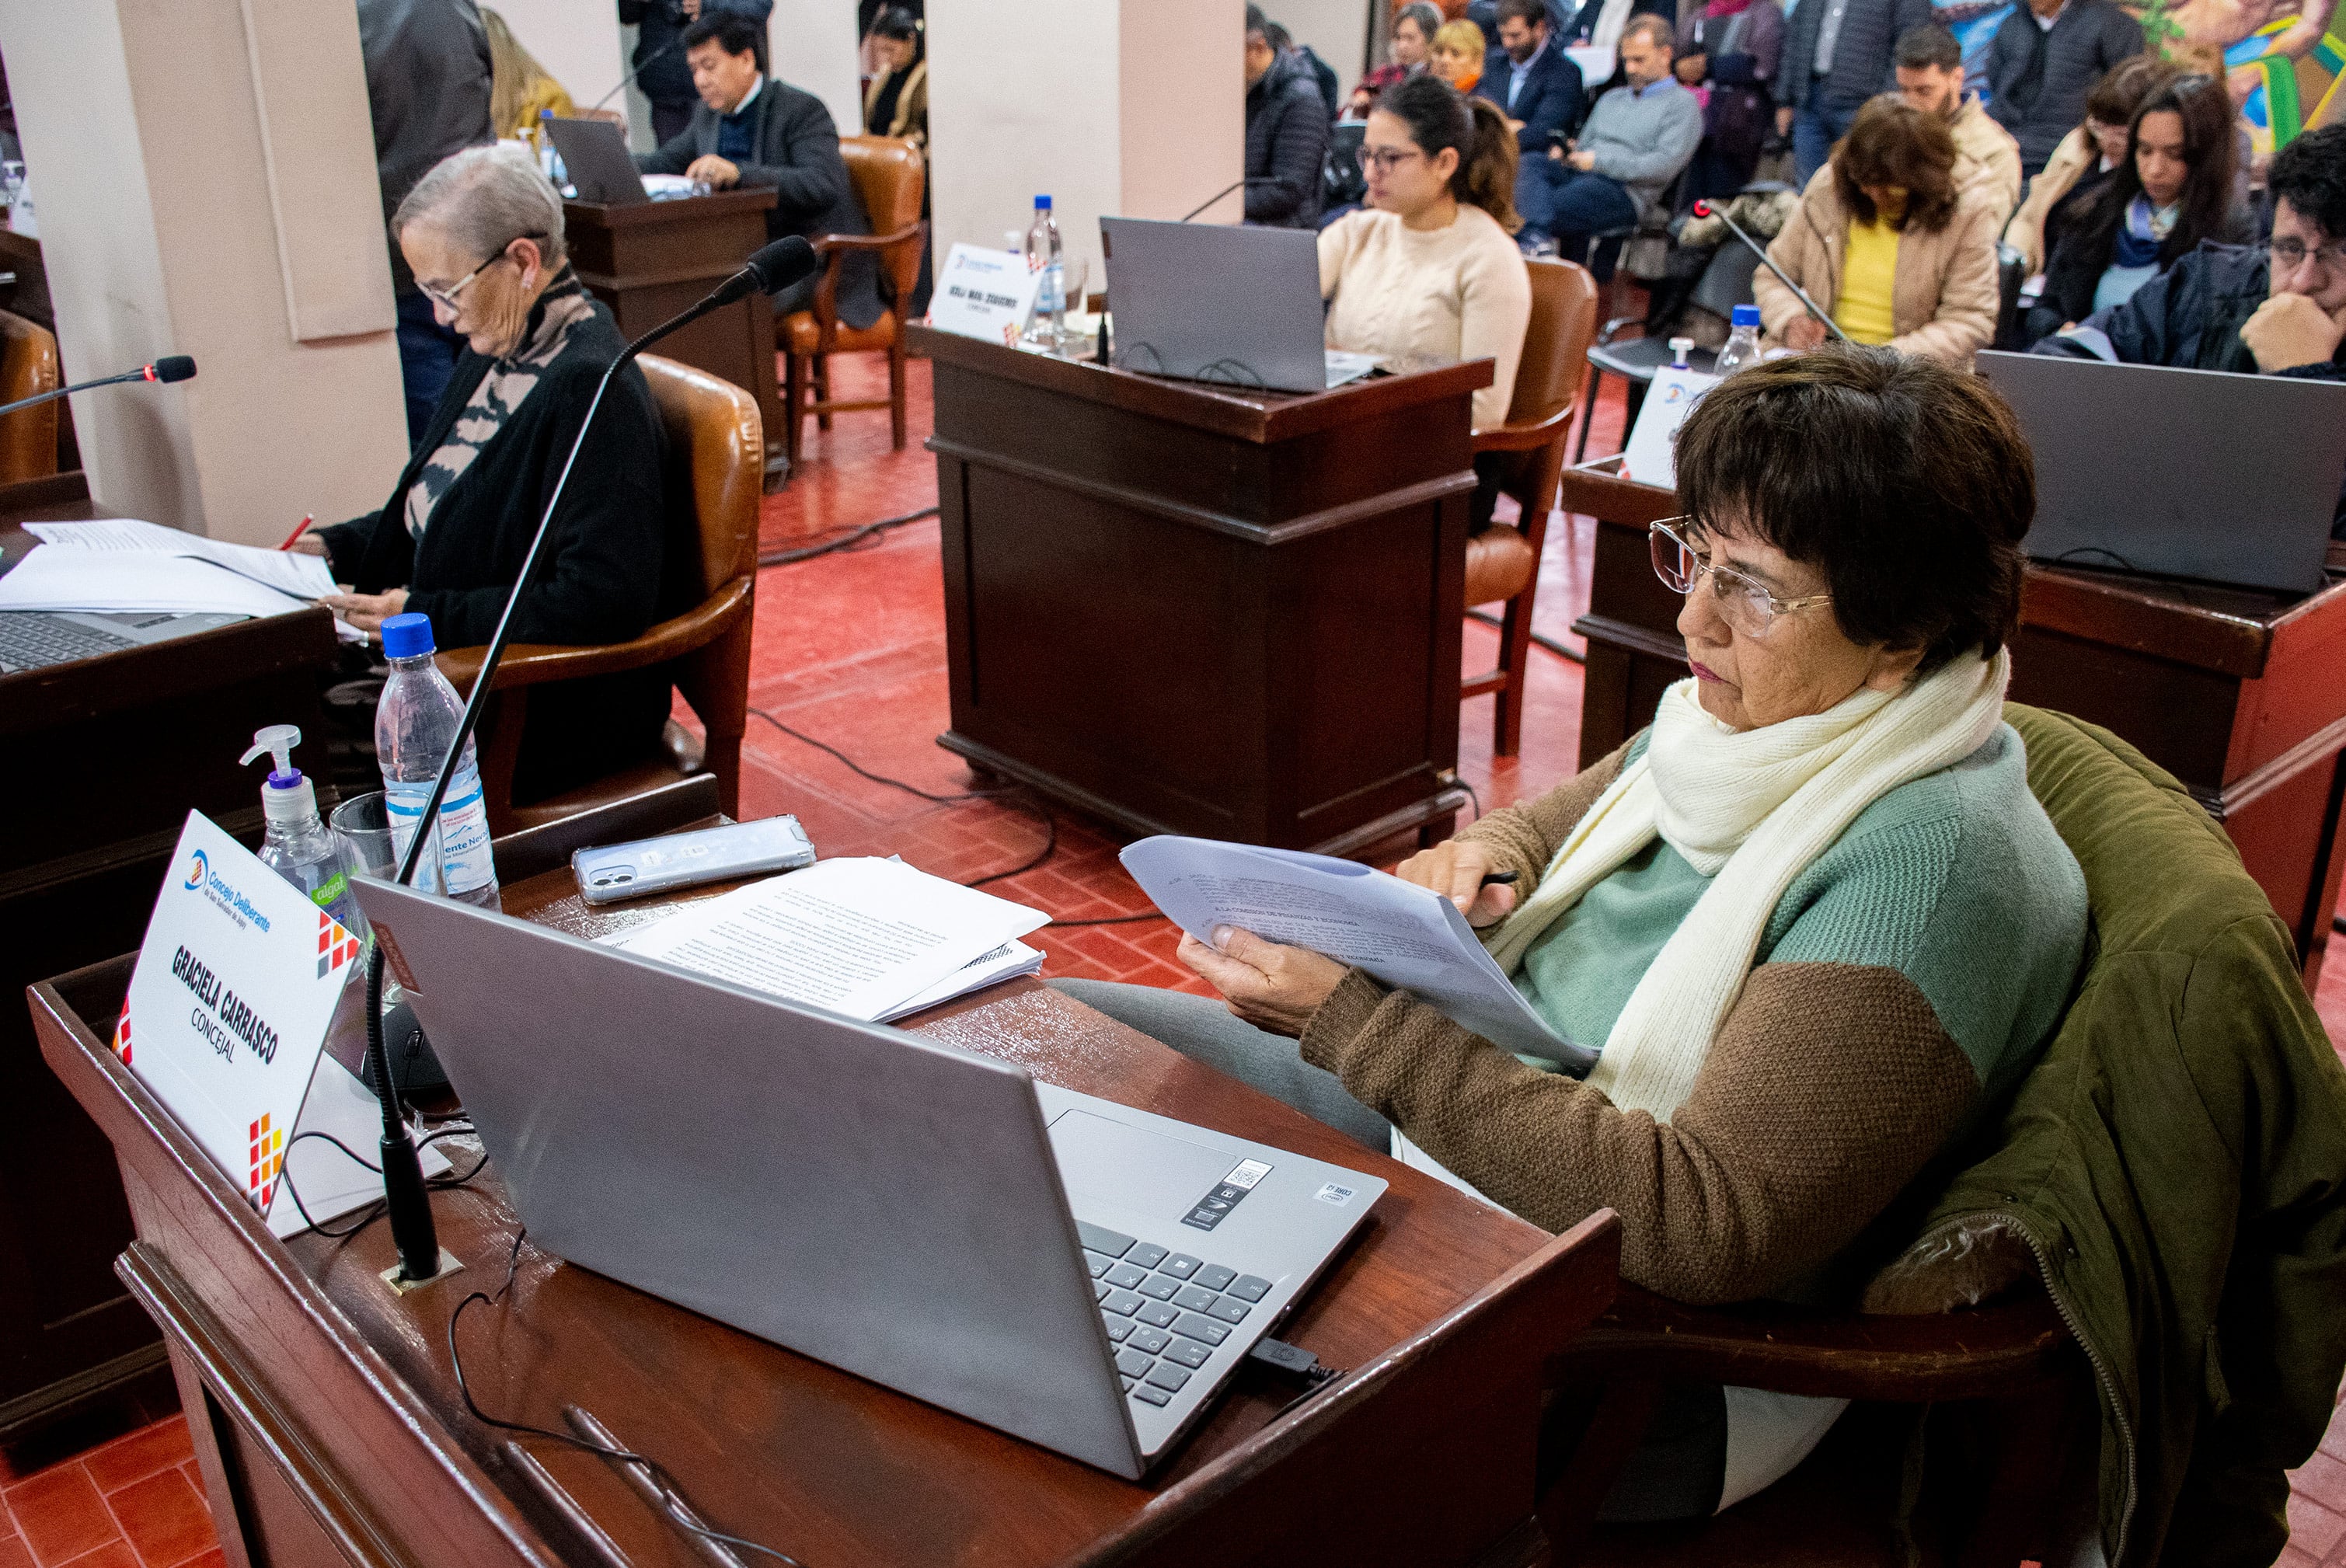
10;349;2346;1565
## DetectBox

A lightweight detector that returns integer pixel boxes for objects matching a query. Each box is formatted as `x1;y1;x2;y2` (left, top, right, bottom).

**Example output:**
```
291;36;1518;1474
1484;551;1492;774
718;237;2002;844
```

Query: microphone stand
0;363;191;418
591;35;685;113
363;249;803;1285
1695;200;1849;344
1177;177;1292;221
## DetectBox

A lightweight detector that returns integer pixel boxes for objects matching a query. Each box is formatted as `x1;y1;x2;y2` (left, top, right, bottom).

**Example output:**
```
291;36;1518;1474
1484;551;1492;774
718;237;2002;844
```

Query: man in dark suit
1774;0;1936;184
635;12;883;327
1477;0;1585;152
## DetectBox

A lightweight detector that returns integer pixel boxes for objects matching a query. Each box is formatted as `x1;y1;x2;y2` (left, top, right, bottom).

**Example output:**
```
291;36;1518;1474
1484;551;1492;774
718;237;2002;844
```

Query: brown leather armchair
779;134;926;466
439;354;762;836
1462;257;1599;756
0;308;61;486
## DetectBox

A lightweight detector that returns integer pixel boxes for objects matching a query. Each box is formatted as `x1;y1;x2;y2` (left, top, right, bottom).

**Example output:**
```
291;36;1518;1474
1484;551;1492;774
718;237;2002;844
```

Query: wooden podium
914;325;1487;856
1561;456;2346;983
563;192;784;486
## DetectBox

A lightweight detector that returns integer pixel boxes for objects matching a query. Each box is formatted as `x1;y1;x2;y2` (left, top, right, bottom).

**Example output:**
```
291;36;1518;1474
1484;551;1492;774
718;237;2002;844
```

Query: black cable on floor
1465;607;1587;665
756;504;939;568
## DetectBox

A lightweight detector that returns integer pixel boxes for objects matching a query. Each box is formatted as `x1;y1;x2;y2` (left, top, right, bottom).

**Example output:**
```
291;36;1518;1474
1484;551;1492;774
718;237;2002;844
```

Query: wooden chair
779;134;926;468
439;354;762;836
1463;256;1599;756
0;308;60;486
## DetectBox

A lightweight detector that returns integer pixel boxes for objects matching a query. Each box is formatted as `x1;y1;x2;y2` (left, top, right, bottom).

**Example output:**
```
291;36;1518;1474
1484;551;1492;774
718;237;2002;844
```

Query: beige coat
2003;125;2097;275
1754;167;2002;367
1948;95;2024;230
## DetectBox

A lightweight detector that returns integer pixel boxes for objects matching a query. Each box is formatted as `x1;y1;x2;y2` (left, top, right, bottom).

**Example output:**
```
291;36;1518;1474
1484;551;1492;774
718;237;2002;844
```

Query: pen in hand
1480;870;1519;887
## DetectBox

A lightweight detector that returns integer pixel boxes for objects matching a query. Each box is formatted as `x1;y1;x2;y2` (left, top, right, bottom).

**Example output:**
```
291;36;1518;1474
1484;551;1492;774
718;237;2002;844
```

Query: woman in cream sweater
1319;74;1532;439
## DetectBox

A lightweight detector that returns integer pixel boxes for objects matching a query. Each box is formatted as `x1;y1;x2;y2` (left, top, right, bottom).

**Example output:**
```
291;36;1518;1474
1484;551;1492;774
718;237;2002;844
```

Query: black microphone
590;33;685;113
1179;178;1293;221
1691;199;1849;344
0;354;196;418
360;238;814;1285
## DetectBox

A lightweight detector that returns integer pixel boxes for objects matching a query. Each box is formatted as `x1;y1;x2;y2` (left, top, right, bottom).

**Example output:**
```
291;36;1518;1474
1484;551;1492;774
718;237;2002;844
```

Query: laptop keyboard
0;613;138;672
1079;1220;1272;1409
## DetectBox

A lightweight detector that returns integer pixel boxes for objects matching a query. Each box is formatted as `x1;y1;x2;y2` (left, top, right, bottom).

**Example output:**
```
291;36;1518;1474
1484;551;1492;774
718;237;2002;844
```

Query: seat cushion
783;310;899;356
1466;524;1537;607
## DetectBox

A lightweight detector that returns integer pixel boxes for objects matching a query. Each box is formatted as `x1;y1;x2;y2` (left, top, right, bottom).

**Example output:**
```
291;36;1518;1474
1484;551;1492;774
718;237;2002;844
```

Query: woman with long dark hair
2024;75;2254;344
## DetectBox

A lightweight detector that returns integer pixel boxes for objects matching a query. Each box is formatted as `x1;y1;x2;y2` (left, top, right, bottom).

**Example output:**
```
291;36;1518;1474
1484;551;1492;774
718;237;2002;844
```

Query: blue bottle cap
1731;303;1762;328
381;612;435;660
1034;194;1052;210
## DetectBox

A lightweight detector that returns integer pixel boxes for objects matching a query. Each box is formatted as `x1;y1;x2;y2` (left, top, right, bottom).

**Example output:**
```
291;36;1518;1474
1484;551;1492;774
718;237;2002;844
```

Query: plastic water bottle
537;110;566;186
1022;195;1065;350
240;724;368;937
1714;304;1764;376
375;612;500;910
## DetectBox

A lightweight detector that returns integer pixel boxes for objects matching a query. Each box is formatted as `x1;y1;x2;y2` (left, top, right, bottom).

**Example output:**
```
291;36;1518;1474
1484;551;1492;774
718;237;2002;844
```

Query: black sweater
319;285;694;803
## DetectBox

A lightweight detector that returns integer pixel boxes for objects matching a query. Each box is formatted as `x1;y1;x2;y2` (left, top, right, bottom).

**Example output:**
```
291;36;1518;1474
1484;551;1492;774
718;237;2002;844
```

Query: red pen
279;512;313;551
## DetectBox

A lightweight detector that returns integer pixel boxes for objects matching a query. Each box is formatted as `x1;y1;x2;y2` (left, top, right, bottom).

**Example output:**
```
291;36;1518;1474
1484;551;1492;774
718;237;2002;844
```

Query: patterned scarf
405;270;596;542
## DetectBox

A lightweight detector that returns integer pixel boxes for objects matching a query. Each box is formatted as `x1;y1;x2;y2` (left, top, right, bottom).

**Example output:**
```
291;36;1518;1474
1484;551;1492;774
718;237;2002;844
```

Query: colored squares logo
247;1113;284;1209
112;1005;131;1066
316;909;361;980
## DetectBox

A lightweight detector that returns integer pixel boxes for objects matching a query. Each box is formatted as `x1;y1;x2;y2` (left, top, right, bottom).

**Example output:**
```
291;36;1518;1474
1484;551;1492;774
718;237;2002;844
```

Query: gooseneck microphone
1690;200;1849;344
590;34;685;113
362;235;819;1285
0;355;196;418
1178;178;1294;221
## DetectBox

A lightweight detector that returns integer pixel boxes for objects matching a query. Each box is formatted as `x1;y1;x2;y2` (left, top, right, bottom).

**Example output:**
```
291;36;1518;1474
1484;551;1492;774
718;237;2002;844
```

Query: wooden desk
915;325;1487;857
1560;456;2346;982
0;485;340;1437
33;794;1618;1566
564;192;785;487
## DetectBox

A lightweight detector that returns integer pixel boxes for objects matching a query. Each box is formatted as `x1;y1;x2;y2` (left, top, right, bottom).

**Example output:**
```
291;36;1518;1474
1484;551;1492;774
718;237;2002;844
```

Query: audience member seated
1673;0;1785;203
2025;75;2254;346
1552;0;1675;54
1265;18;1344;120
1759;96;2001;363
1431;19;1490;94
1775;0;1935;186
1058;347;2086;1521
1245;3;1333;228
618;0;773;147
1351;2;1443;117
1321;74;1531;530
861;7;926;150
297;147;688;806
1521;17;1701;262
1893;23;2021;223
2035;124;2346;534
2004;53;2180;275
636;12;882;327
1476;0;1586;169
1983;0;2143;178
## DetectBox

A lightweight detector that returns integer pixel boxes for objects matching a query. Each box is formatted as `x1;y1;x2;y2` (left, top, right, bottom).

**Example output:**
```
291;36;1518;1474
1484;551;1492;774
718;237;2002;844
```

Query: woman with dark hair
1351;2;1445;117
2024;75;2254;345
862;6;926;148
1054;344;2086;1519
2005;54;2181;277
1319;73;1530;437
1755;95;2000;364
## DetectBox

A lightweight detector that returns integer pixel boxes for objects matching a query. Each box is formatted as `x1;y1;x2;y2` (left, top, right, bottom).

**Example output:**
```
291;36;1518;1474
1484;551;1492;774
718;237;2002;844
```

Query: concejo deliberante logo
316;910;360;981
183;848;210;890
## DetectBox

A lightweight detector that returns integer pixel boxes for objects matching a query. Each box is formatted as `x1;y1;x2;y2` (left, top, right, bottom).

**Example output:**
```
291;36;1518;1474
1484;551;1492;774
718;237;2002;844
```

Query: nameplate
929;243;1042;347
120;813;441;1238
1619;366;1721;492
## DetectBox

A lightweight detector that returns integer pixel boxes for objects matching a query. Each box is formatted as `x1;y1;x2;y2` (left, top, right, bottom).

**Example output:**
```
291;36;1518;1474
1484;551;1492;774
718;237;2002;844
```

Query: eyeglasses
416;234;545;312
1649;517;1832;637
2269;235;2346;276
1355;145;1425;173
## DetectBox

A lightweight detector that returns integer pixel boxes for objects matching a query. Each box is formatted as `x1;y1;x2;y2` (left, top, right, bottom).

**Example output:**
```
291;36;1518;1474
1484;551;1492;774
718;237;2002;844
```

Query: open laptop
349;876;1386;1479
1100;216;1379;394
0;609;246;674
543;117;651;204
1977;349;2346;594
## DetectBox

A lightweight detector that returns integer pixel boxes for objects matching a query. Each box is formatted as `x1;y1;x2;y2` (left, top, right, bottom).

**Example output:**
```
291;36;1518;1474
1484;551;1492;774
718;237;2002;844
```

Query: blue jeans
394;287;464;449
1522;163;1641;264
1792;82;1863;188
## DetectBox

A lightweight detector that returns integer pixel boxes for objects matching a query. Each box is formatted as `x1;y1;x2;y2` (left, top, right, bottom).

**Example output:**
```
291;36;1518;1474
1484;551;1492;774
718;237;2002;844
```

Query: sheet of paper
27;517;338;599
1120;836;1596;1071
876;939;1044;1023
0;544;315;619
613;856;1048;1023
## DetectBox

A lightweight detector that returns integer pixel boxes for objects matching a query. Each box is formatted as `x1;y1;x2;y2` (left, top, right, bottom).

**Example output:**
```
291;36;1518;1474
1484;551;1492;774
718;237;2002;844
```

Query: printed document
1120;836;1596;1071
0;545;317;620
26;517;339;601
612;857;1048;1023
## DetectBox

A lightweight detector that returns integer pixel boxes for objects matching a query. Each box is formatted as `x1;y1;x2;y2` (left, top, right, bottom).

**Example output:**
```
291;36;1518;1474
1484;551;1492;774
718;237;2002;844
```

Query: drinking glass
1056;257;1093;355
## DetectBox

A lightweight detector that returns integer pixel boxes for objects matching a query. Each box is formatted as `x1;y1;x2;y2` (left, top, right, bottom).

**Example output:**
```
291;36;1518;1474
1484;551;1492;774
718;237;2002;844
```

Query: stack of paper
16;519;361;639
611;856;1049;1023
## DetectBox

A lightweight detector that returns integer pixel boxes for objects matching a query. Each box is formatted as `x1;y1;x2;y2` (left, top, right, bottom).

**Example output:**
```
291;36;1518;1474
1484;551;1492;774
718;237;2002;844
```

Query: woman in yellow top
482;9;577;142
1428;19;1487;96
1754;96;2001;367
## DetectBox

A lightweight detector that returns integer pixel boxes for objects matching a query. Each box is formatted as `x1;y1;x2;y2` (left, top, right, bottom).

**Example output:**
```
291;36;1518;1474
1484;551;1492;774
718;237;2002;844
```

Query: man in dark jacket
1774;0;1936;184
1478;0;1586;153
1983;0;2142;176
357;0;493;444
1245;5;1330;228
636;12;883;328
616;0;774;145
2036;124;2346;528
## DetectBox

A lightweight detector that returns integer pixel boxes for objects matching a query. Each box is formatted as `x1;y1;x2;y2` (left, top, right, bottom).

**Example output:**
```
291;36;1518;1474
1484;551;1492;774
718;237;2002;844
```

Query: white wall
771;0;863;138
1278;0;1374;92
0;0;408;545
489;0;630;112
929;0;1243;291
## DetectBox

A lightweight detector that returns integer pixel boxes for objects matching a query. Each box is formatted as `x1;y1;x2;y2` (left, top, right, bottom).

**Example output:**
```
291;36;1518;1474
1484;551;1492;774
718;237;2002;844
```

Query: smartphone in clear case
571;815;815;904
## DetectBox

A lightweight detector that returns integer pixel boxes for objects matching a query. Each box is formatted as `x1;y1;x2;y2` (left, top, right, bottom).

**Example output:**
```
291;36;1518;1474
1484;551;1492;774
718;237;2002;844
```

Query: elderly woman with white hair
298;145;688;805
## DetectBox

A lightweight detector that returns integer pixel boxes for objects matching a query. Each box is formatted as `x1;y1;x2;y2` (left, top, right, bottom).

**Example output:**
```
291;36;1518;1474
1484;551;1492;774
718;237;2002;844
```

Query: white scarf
1484;650;2010;1122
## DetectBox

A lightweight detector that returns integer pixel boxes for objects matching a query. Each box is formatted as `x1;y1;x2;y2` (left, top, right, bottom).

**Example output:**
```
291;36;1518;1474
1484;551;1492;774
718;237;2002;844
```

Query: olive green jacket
1899;707;2346;1565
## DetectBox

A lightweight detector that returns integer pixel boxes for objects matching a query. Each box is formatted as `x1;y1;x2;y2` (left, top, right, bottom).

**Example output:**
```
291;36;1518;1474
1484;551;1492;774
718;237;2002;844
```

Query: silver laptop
544;116;650;204
1978;350;2346;594
1100;216;1378;393
350;876;1386;1479
0;608;246;673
